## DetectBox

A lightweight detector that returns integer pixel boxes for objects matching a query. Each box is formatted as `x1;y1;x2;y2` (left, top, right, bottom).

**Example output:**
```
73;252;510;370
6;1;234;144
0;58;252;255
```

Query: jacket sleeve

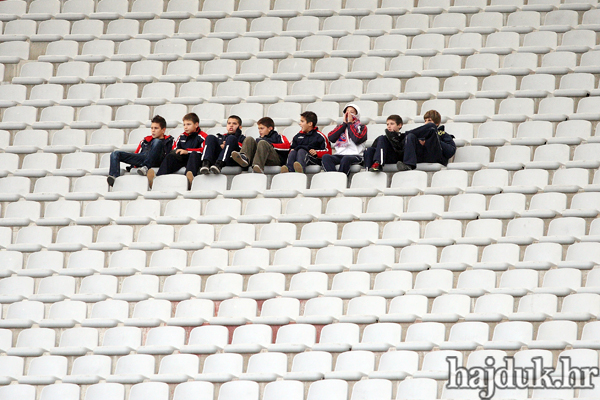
327;124;346;143
134;139;144;154
314;131;332;159
348;123;367;145
272;135;291;152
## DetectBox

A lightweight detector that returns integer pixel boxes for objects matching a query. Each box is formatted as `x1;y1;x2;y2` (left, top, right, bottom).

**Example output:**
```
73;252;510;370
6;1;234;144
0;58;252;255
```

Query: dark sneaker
253;164;264;173
397;161;415;171
146;169;155;188
137;166;149;176
369;162;380;172
280;165;289;173
107;175;116;187
231;151;249;167
199;160;210;175
293;161;303;173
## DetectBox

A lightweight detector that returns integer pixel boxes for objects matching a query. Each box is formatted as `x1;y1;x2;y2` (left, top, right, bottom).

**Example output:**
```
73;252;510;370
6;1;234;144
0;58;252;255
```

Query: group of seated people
107;105;457;189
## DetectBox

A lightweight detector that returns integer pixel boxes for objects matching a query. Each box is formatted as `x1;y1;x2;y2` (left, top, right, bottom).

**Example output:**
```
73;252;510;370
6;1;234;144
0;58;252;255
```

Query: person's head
150;115;167;139
423;110;441;126
386;114;403;132
182;113;199;134
257;117;274;137
299;111;317;133
345;106;357;116
227;115;242;133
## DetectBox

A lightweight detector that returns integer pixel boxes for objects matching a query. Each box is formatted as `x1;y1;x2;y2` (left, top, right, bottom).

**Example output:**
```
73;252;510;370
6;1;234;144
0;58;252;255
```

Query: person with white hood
322;103;368;175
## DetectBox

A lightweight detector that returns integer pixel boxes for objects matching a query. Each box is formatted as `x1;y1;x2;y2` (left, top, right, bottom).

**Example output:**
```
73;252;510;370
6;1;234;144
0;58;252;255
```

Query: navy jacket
173;128;208;153
290;128;332;159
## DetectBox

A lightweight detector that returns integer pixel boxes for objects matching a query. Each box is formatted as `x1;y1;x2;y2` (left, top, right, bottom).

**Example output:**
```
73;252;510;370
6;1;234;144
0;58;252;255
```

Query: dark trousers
202;134;240;166
157;150;202;176
364;136;401;168
403;132;455;167
286;149;320;172
241;137;282;168
322;154;362;175
108;139;164;177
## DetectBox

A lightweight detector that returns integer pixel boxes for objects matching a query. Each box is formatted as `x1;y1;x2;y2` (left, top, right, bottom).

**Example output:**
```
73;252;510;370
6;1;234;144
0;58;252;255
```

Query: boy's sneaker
186;171;194;189
369;162;380;172
210;161;224;174
293;161;303;173
107;175;116;187
396;161;414;171
199;160;210;175
281;165;289;173
137;166;149;176
231;151;249;167
253;165;263;173
146;169;155;188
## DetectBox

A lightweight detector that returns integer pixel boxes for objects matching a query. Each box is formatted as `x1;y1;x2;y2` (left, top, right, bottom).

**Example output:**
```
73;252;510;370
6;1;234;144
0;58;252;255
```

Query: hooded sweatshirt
327;103;368;156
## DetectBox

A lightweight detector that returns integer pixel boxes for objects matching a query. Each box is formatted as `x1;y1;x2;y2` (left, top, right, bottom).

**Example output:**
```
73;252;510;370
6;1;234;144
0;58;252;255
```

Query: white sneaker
137;166;149;176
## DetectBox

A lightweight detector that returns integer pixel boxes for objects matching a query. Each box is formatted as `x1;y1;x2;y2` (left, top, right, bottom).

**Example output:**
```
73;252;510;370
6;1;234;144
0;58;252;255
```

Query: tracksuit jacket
289;127;332;158
173;128;207;153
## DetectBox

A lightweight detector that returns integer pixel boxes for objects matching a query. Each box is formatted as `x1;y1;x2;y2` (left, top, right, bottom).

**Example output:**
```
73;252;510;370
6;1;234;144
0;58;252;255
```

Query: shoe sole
281;166;289;173
231;152;249;167
253;165;263;173
293;162;303;173
210;166;220;174
146;170;155;189
107;176;115;187
199;167;209;175
137;168;147;176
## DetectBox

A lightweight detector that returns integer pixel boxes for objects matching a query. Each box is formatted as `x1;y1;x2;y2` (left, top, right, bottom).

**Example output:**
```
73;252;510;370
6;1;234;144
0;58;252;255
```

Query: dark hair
424;109;441;125
183;112;199;124
300;111;317;128
386;114;403;126
151;115;167;129
228;115;242;126
257;117;275;129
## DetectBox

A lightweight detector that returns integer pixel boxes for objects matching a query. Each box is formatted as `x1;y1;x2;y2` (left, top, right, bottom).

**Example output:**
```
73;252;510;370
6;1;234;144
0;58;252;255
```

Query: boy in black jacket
107;115;173;187
364;114;404;172
199;115;245;174
399;109;456;171
155;112;207;187
231;117;291;173
282;111;332;173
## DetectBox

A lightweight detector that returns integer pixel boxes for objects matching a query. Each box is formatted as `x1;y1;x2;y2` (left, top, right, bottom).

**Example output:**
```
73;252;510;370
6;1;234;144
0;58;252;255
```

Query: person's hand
419;139;426;146
220;143;225;149
176;149;188;155
309;149;317;156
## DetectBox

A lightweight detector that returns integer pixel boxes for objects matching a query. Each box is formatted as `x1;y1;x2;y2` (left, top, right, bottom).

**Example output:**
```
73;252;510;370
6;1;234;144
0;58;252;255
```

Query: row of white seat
0;379;517;400
1;251;598;299
3;304;600;351
2;334;600;383
3;96;600;133
2;0;599;22
5;72;600;112
1;11;599;45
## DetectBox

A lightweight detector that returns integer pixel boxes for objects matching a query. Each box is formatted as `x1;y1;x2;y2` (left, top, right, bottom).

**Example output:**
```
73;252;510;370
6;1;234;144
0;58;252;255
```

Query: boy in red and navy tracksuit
231;117;291;173
322;103;368;175
282;111;332;173
199;115;246;174
155;112;207;186
107;115;173;187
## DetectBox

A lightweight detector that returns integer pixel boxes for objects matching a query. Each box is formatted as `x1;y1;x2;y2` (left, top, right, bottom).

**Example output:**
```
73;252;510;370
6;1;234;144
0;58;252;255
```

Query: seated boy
107;115;173;187
230;117;290;173
364;114;404;172
282;111;331;173
155;112;207;187
322;103;368;175
399;109;456;171
199;115;245;174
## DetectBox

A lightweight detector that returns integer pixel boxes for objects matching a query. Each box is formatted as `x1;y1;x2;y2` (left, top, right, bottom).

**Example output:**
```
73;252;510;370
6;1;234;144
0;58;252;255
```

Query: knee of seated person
406;132;417;141
225;135;239;144
257;139;270;149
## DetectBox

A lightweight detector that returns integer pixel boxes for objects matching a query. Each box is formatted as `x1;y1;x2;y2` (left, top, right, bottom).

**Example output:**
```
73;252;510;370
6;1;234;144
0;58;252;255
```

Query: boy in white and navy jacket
322;103;368;175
